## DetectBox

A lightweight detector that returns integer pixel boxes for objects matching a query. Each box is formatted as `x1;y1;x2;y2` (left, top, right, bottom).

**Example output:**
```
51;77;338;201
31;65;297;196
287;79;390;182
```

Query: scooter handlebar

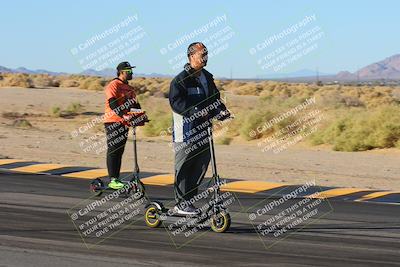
126;111;150;126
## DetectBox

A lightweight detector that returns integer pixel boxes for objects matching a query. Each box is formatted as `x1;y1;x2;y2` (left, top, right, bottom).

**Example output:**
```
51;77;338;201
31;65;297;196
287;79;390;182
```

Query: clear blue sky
1;0;399;78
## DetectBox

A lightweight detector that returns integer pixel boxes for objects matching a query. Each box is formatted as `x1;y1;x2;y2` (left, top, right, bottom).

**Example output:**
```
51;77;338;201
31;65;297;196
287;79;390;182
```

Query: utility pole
316;67;322;86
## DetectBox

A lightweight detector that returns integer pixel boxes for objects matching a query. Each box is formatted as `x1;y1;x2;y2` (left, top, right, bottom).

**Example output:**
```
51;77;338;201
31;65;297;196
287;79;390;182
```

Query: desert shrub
158;79;171;97
12;118;33;128
60;78;79;87
233;82;263;96
2;112;24;119
214;79;225;91
137;93;150;103
239;109;276;140
88;79;106;91
215;136;233;145
341;95;364;107
392;88;400;103
317;90;346;109
50;106;62;117
309;106;400;151
142;110;171;137
49;102;83;117
129;77;171;97
79;77;106;91
66;102;83;114
0;73;34;88
32;74;60;87
234;96;310;140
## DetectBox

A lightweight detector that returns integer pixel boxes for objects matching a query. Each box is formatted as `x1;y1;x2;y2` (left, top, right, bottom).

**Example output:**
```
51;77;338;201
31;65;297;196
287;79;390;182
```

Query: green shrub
66;102;83;114
142;111;171;137
309;106;400;151
50;106;62;117
49;102;83;117
239;109;276;140
215;136;233;145
12;119;33;128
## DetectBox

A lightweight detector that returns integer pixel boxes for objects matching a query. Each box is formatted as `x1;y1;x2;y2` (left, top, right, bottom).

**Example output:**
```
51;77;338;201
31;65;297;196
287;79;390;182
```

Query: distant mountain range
1;54;400;81
0;66;67;76
0;66;171;78
274;54;400;82
335;54;400;80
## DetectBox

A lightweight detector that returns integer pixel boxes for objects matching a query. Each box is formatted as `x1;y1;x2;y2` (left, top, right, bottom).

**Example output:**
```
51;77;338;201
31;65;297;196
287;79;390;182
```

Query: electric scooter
144;125;232;233
89;110;147;198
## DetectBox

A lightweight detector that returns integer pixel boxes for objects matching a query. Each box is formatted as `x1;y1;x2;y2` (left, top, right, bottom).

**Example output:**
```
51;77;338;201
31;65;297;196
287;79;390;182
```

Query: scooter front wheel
144;204;162;228
210;211;231;233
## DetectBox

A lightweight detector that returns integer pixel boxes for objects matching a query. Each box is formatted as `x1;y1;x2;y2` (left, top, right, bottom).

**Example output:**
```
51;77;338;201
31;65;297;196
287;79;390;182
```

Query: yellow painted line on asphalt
10;164;69;173
3;159;396;203
62;169;110;179
0;159;27;166
355;191;400;202
221;181;289;193
306;188;372;199
141;174;174;186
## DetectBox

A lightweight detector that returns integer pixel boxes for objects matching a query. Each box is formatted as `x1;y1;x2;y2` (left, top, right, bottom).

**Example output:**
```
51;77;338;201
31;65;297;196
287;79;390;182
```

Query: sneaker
173;203;199;216
108;178;125;190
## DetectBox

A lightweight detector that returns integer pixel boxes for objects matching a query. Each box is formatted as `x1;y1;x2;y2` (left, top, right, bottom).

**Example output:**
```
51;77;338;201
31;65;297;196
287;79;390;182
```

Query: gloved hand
124;111;149;126
123;114;133;122
134;113;149;126
217;110;232;121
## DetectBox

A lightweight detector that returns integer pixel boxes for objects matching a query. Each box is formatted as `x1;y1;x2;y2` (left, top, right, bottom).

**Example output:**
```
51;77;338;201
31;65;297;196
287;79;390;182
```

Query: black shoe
173;203;199;216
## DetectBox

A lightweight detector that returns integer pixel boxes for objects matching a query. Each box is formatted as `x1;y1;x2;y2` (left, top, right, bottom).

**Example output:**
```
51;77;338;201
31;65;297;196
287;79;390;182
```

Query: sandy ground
0;87;399;190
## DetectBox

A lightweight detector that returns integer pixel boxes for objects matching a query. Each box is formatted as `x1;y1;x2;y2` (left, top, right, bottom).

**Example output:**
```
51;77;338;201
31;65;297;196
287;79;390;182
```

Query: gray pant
174;142;211;204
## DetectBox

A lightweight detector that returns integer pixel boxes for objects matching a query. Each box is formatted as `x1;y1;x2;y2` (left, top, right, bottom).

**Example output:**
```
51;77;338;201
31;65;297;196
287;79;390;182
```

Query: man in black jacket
169;42;230;215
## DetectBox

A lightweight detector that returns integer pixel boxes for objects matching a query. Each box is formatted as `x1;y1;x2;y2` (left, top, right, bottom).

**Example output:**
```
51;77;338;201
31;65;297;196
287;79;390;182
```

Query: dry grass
49;102;84;117
0;73;34;88
309;106;400;151
2;73;400;151
32;74;60;87
12;118;33;128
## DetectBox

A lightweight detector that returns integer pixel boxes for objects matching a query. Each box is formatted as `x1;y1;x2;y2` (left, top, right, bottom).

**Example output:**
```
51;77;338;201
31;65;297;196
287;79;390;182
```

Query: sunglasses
122;69;133;74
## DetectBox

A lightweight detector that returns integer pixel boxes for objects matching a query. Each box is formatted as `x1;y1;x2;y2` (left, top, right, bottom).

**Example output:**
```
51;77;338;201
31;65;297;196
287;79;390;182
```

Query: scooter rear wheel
210;211;231;233
144;204;162;228
90;178;104;197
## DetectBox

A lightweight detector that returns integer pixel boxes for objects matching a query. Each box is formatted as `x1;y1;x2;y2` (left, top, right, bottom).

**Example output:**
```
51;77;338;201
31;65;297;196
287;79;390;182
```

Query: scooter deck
157;207;210;225
161;208;200;217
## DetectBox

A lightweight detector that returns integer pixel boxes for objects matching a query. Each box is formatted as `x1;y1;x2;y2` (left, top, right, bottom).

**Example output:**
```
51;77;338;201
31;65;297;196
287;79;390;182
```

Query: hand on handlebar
123;112;150;127
217;110;233;121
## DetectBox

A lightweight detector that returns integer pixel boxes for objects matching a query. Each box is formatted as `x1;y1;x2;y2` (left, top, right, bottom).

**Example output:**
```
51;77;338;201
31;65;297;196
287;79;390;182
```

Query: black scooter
89;112;147;198
144;126;231;233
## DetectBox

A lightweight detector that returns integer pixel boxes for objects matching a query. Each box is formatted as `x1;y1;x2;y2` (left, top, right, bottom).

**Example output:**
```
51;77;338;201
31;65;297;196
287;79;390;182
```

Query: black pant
105;122;129;179
174;142;211;204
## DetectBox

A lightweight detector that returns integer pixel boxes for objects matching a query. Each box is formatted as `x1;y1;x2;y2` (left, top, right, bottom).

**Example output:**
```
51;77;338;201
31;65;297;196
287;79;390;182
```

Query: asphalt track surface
0;170;399;267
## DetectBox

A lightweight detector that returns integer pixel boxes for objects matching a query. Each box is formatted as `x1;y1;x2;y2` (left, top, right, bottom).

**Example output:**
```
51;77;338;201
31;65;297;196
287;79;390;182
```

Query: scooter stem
207;126;218;179
132;126;140;176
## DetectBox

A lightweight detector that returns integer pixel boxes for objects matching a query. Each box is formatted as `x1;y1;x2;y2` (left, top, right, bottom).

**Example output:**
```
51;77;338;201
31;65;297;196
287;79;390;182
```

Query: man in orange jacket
104;61;142;189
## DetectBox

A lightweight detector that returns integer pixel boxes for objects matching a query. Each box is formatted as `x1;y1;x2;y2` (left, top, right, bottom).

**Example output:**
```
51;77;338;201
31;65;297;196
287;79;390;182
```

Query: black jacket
169;64;226;143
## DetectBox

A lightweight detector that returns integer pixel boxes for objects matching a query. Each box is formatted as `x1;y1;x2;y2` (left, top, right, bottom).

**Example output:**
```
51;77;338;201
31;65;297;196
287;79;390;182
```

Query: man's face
189;44;208;70
121;69;133;80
